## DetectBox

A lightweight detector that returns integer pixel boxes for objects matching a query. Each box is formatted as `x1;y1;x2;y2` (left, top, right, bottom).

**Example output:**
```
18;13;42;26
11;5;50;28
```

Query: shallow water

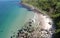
0;1;34;38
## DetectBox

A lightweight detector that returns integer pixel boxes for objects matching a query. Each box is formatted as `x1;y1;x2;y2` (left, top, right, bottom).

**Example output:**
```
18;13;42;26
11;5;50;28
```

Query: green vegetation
21;0;60;38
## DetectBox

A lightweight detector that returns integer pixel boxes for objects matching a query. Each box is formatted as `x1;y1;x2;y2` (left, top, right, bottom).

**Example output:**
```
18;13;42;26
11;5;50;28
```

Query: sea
0;1;34;38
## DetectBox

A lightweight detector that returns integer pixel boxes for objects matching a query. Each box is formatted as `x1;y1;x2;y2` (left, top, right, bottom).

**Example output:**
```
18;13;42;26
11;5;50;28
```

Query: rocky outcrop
16;18;54;38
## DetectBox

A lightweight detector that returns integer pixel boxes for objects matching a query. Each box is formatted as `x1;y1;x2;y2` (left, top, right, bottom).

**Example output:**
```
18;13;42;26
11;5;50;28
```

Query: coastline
15;1;55;38
20;2;47;15
20;1;54;30
20;2;52;20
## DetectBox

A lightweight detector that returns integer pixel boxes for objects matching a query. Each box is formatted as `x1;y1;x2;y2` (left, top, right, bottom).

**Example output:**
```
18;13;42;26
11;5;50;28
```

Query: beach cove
0;0;55;38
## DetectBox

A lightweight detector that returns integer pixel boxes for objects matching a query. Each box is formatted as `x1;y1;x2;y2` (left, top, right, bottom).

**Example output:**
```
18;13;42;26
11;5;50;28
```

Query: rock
29;22;32;24
13;35;15;37
11;36;12;38
29;24;32;27
48;22;52;25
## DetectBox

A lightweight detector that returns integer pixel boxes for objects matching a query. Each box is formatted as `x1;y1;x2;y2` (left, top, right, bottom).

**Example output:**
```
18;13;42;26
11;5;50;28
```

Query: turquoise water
0;1;34;38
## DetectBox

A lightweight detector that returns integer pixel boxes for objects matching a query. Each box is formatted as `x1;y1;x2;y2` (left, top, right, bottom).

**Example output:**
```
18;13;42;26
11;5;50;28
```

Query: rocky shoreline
11;2;55;38
16;17;54;38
